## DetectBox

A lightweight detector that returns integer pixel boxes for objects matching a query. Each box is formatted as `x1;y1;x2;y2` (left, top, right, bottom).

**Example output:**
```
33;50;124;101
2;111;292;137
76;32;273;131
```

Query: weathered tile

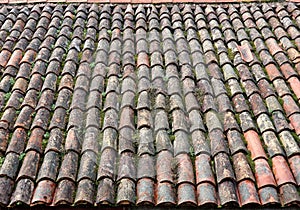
195;153;215;185
156;150;174;183
156;182;176;206
258;186;280;206
116;178;136;205
0;152;19;179
136;178;154;206
31;180;56;205
196;182;217;207
214;152;235;184
17;150;40;181
74;179;95;205
218;180;239;207
238;180;260;207
0;177;14;206
10;178;34;206
254;158;276;189
57;151;78;182
279;183;300;206
232;152;255;182
53;179;75;206
210;129;229;157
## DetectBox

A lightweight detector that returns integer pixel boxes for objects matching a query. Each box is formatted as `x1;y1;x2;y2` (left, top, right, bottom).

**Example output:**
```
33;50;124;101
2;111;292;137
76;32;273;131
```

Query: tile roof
0;2;300;208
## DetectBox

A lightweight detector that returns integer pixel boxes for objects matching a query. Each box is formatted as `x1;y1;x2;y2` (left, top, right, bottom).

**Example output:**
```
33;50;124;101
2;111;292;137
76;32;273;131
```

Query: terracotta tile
272;155;296;186
232;152;255;182
177;183;197;206
25;127;44;154
175;153;195;185
288;76;300;100
17;150;40;181
116;178;135;205
289;113;300;135
6;50;22;69
96;178;115;205
265;38;283;56
249;94;268;117
155;182;176;206
10;178;34;206
280;63;297;79
214;152;235;184
279;184;300;206
232;94;250;113
31;180;56;205
196;182;217;207
209;129;229;157
77;151;98;182
238;180;260;207
254;158;276;189
265;63;282;81
0;177;14;206
244;130;267;160
289;155;300;185
0;152;19;180
195;154;215;185
156;151;174;183
227;130;247;155
136;178;154;206
258;186;280;206
6;128;26;154
218;180;239;207
282;95;300;117
53;179;75;206
119;107;135;130
57;151;78;182
237;44;253;62
257;79;276;99
74;179;95;205
279;130;300;158
117;152;136;181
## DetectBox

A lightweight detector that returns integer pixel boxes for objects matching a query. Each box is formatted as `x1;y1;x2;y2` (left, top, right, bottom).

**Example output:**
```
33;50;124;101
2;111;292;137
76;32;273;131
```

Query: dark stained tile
136;178;155;206
0;177;14;206
0;152;20;179
10;178;34;206
238;180;260;207
53;179;75;206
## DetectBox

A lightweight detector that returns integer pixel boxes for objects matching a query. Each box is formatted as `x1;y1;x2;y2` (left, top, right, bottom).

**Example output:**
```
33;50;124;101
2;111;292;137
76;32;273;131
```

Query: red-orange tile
288;76;300;100
289;155;300;186
237;44;254;63
272;155;296;186
265;38;283;56
265;63;282;81
244;130;267;161
289;113;300;135
280;63;297;80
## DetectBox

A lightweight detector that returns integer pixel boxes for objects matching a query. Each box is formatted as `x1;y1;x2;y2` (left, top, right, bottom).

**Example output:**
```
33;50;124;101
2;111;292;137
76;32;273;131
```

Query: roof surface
0;2;300;209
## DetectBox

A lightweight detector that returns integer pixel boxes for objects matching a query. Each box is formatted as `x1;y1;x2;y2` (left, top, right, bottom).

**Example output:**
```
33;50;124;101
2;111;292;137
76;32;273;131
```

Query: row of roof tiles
0;2;300;208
